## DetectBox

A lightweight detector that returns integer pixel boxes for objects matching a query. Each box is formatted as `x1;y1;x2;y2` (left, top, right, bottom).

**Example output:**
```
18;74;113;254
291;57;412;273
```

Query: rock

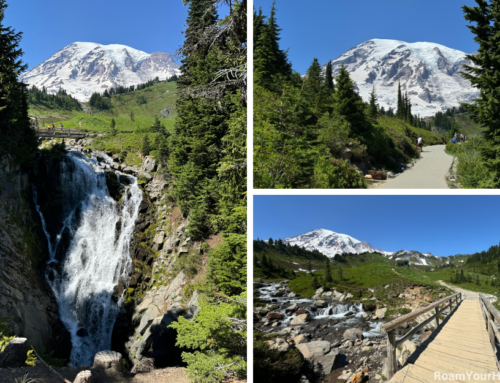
419;330;432;343
152;231;165;251
122;166;137;175
111;162;121;170
397;341;417;366
341;340;353;348
351;372;365;383
344;328;364;341
296;341;341;376
74;370;92;383
322;291;333;298
362;312;370;319
285;303;299;312
141;157;157;173
375;374;382;380
294;334;310;344
77;328;89;337
268;338;290;352
266;312;285;321
295;309;309;315
375;308;387;319
315;287;324;295
290;313;311;325
362;346;373;353
93;350;125;375
0;338;28;368
288;292;296;298
344;311;354;317
316;300;327;308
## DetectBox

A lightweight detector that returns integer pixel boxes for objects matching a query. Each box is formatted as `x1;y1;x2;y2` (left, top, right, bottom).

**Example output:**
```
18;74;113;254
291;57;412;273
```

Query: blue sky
254;196;500;257
255;0;481;74
4;0;225;72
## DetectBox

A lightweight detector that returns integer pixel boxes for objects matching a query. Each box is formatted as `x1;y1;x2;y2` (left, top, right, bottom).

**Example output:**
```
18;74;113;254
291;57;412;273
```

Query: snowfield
322;39;478;117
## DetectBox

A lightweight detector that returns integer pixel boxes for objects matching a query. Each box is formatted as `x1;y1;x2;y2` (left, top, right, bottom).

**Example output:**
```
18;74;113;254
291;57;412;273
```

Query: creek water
258;283;384;337
34;150;142;366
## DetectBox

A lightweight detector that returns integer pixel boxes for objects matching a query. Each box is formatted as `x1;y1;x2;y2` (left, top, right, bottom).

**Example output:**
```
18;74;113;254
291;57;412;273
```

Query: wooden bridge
33;126;87;139
382;293;500;382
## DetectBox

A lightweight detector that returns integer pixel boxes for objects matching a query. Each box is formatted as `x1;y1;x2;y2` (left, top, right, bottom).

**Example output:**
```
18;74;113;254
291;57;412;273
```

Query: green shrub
254;334;304;383
312;157;366;189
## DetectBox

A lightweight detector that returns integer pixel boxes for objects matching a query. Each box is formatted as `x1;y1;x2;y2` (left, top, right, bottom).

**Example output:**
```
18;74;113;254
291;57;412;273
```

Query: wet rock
267;312;285;321
316;300;327;308
291;313;311;325
344;311;354;317
295;309;309;315
285;304;299;313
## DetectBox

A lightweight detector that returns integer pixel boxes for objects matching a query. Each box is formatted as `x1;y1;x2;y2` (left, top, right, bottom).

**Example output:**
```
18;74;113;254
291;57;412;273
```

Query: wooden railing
380;292;462;379
32;127;87;137
479;293;500;368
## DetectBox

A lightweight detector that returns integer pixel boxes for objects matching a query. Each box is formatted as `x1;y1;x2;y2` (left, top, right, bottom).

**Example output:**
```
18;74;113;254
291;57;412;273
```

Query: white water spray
34;150;142;366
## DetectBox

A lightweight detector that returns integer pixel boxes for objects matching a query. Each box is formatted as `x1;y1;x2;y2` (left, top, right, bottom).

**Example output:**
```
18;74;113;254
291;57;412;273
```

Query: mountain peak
324;38;477;117
20;42;180;101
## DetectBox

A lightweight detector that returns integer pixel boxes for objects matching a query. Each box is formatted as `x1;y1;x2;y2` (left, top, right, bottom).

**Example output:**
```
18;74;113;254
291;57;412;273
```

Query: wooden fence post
435;306;440;327
387;330;397;380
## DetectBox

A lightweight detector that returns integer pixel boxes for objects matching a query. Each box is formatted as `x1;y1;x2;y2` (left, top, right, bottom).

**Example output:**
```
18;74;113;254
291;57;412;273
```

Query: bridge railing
479;293;500;366
380;292;462;379
33;126;86;136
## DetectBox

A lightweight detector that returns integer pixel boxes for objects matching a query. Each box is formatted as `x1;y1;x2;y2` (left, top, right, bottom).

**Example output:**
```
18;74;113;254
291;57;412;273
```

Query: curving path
378;145;453;189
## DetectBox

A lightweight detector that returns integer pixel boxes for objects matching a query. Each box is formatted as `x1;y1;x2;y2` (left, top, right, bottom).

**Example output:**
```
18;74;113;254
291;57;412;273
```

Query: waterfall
34;150;142;366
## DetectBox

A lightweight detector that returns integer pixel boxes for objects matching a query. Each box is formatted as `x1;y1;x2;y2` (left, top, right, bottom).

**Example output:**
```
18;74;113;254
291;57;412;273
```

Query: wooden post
387;330;397;379
487;309;495;348
435;306;440;327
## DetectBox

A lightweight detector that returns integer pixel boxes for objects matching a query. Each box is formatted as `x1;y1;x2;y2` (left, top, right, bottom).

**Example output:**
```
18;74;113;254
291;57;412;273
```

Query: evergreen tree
0;0;37;165
302;58;328;114
461;1;500;186
369;87;379;121
325;259;333;283
110;118;117;136
396;82;403;119
312;275;319;289
142;134;150;156
338;266;343;282
332;64;367;134
325;60;334;92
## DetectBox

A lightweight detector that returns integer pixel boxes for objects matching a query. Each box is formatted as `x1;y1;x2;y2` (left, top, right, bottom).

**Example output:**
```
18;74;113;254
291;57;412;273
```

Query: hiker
452;137;456;143
418;136;423;152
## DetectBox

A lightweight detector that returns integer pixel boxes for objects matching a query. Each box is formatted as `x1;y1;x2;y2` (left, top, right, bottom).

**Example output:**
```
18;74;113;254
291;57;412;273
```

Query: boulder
267;312;285;321
316;300;327;308
351;372;365;383
295;309;309;315
285;303;299;313
74;371;92;383
315;287;324;295
362;346;373;353
296;341;341;376
152;231;165;251
344;328;364;341
0;338;28;368
290;313;311;325
141;157;157;173
294;334;309;345
123;166;137;175
93;350;125;375
375;308;387;319
267;338;290;352
397;341;417;366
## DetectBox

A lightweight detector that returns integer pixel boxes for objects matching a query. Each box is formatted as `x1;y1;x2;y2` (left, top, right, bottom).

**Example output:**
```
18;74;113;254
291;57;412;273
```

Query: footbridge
33;127;87;139
383;293;500;382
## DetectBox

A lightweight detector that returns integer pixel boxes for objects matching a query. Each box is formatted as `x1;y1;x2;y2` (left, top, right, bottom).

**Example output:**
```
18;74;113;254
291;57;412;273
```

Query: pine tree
0;0;37;165
302;58;328;114
110;118;117;136
325;61;334;92
141;134;150;156
312;274;319;289
325;259;333;283
461;1;500;186
369;87;378;121
396;82;403;119
332;64;367;134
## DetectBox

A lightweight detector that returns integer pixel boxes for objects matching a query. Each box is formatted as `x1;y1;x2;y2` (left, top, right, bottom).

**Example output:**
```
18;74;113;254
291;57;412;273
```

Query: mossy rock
106;172;124;201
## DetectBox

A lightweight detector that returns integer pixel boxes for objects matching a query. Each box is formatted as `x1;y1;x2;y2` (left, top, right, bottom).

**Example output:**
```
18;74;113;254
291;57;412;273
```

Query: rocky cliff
0;155;71;358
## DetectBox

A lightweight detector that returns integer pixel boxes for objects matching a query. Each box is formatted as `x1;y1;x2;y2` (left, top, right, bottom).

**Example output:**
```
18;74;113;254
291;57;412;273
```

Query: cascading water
34;150;142;366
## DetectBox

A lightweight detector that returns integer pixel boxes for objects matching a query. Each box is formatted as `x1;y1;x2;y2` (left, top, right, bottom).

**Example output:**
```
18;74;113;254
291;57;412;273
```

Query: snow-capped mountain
20;42;180;101
323;39;478;117
389;250;440;266
282;229;393;258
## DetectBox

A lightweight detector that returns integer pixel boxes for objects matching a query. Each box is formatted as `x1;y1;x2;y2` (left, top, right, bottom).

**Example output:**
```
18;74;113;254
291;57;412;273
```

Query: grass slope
451;113;484;137
377;115;446;147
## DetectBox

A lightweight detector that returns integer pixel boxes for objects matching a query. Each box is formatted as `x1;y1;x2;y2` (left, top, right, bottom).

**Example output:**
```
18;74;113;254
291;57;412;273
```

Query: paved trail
379;145;453;189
